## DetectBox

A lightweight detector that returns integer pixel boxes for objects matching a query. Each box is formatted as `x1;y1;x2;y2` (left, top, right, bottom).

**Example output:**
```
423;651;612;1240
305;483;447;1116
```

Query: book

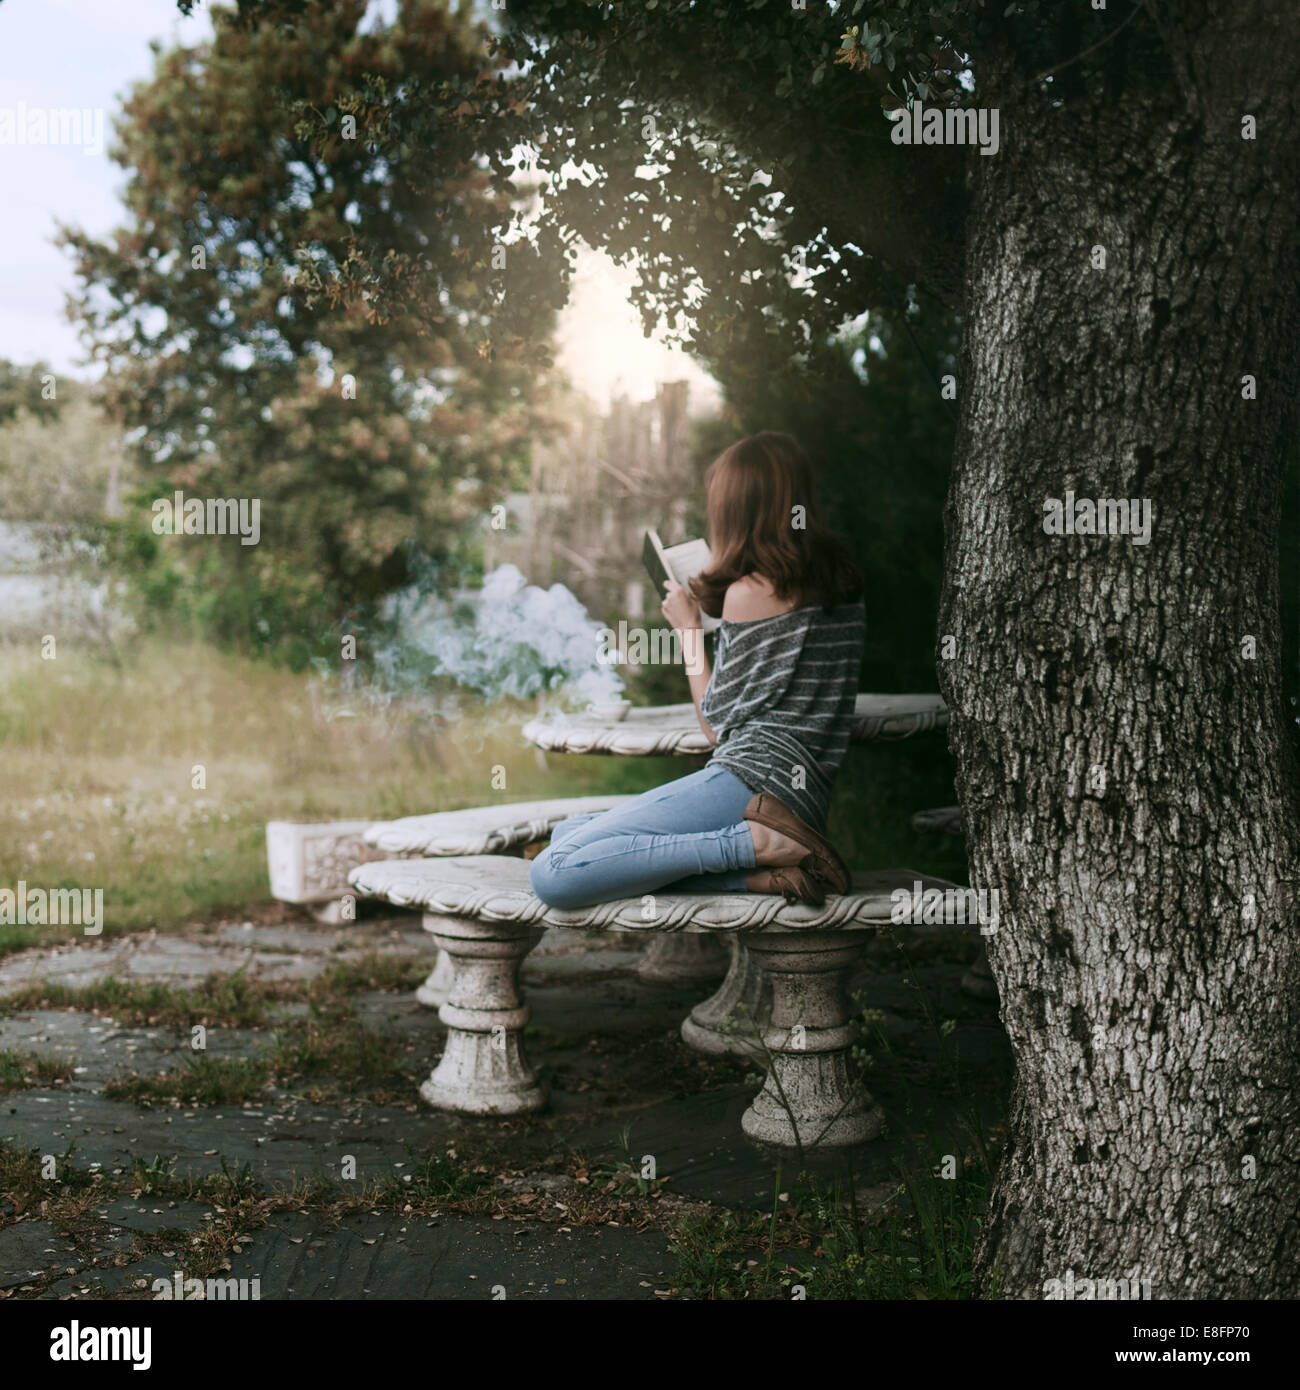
642;529;721;633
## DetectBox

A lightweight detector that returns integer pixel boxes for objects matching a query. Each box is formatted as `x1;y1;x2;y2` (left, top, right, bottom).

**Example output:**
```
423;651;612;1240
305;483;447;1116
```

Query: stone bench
360;796;725;997
363;796;632;858
266;820;391;922
268;799;633;916
348;855;964;1151
268;801;727;990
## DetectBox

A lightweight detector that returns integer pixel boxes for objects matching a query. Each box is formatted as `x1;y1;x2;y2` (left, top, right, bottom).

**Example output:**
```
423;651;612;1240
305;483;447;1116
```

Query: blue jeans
528;765;757;910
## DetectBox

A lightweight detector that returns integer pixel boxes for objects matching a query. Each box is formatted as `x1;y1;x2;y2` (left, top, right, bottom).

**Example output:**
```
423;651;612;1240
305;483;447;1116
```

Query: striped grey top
700;600;865;830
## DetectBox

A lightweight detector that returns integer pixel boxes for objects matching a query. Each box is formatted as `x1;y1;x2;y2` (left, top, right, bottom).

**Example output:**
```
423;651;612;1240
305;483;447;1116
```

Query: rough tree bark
938;2;1300;1297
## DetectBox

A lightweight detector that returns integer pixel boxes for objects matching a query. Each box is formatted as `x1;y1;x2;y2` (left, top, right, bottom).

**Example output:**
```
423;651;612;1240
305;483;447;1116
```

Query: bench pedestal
415;942;455;1008
680;937;772;1057
740;933;883;1149
637;932;728;983
419;913;546;1115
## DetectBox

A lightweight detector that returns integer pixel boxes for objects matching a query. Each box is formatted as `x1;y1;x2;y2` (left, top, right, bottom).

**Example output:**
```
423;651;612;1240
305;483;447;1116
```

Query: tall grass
0;639;656;953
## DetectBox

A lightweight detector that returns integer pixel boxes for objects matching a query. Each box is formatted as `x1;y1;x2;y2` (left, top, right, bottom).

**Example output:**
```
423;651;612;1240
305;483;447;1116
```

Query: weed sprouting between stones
0;1047;75;1092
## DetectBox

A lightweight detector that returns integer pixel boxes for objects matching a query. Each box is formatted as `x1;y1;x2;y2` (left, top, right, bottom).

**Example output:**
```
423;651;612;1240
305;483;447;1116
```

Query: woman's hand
661;578;702;632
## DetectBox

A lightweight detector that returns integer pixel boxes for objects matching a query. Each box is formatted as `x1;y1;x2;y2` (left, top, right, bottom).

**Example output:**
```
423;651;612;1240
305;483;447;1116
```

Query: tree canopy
174;0;1182;405
60;0;556;654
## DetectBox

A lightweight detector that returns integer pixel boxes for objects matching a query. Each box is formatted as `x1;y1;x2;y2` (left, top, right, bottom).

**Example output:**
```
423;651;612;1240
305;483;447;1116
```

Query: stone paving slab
0;1010;276;1088
0;921;633;999
1;1010;171;1078
45;1256;176;1300
97;1197;215;1235
531;925;646;959
224;1210;673;1299
0;919;438;996
0;1219;82;1288
1;1089;455;1183
28;1202;214;1300
2;950;1004;1189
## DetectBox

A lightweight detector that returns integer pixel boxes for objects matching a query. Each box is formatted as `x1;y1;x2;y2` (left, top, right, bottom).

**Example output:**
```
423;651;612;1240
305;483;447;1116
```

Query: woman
530;431;865;910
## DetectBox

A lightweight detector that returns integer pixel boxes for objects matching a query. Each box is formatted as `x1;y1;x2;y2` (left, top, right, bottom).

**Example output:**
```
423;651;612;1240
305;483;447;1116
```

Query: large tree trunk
939;3;1300;1298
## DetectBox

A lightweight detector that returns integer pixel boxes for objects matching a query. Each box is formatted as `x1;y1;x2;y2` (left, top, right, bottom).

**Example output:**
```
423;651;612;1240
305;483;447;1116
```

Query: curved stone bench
349;855;964;1151
364;796;633;857
362;795;724;998
268;798;633;922
364;796;631;1004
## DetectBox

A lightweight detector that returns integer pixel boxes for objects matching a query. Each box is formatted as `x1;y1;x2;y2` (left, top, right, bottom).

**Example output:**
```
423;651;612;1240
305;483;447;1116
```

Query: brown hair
689;432;863;619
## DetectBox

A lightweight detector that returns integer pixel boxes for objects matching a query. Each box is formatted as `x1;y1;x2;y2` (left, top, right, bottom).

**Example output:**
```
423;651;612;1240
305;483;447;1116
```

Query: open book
642;529;721;634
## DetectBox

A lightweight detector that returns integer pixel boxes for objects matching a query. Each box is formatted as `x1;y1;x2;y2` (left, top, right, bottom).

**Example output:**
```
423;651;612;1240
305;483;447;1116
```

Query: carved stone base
419;913;547;1115
415;940;455;1008
680;936;773;1057
266;820;384;906
637;932;728;983
308;898;356;925
740;933;883;1150
960;946;998;1001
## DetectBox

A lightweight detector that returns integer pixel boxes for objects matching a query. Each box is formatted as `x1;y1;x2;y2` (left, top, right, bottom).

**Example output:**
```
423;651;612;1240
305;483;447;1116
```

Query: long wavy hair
688;432;863;619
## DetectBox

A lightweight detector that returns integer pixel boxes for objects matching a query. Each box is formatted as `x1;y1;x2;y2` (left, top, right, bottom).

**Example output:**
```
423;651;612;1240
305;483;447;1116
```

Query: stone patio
0;907;1008;1300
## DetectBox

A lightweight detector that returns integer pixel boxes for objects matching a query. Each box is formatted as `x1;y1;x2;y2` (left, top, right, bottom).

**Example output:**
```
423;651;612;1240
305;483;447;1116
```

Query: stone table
349;855;964;1150
522;693;949;759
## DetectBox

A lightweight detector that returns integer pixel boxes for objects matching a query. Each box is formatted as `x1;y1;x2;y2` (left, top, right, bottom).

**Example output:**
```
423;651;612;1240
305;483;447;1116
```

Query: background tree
61;0;554;662
0;360;68;428
173;0;1300;1296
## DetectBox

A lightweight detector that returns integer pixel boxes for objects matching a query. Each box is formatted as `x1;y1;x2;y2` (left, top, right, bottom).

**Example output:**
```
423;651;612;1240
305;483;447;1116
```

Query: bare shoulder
723;574;794;623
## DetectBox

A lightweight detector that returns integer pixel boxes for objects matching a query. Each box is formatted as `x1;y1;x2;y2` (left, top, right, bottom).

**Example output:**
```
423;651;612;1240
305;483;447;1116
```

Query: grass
666;1157;991;1300
103;1053;275;1107
0;972;286;1027
0;1047;75;1092
0;953;433;1027
4;951;439;1107
0;638;659;955
270;1005;419;1104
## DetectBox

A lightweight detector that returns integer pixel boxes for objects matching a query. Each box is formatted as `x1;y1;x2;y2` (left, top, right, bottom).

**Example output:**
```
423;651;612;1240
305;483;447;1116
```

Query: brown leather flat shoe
748;864;827;906
743;793;851;895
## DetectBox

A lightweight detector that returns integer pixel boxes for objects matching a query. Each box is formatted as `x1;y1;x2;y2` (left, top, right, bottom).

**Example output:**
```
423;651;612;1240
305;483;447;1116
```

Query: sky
0;0;719;412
